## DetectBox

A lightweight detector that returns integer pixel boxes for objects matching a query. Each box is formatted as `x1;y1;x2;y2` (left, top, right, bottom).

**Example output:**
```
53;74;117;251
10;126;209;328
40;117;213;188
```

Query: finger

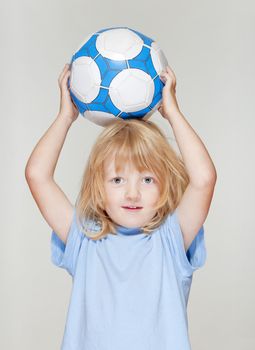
59;65;70;84
160;71;170;84
166;65;175;78
58;64;70;85
60;69;71;90
166;65;174;76
166;66;176;85
58;64;69;82
63;68;71;82
159;73;167;84
165;71;176;89
161;72;173;88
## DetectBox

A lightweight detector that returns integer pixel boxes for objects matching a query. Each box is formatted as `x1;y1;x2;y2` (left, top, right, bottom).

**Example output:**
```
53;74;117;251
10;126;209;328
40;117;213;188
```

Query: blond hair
75;118;189;239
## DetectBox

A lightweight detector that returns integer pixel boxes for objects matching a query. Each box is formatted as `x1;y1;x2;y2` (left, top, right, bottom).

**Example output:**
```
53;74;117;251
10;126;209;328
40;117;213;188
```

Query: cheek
104;184;113;197
103;186;112;207
104;187;120;206
149;188;160;204
148;184;160;194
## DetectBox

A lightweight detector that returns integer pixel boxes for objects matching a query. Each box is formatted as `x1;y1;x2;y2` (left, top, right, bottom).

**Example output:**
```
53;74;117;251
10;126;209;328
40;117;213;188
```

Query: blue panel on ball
153;75;164;96
128;59;147;71
145;54;158;78
75;35;99;60
118;112;134;119
128;47;149;71
88;102;109;112
104;95;121;115
70;91;89;114
121;114;145;120
95;55;127;87
87;89;121;116
148;76;164;109
134;46;151;61
107;59;127;71
102;70;121;87
131;105;153;117
94;55;108;78
94;56;127;87
119;104;152;119
92;88;109;104
150;94;161;109
128;46;158;79
150;93;162;109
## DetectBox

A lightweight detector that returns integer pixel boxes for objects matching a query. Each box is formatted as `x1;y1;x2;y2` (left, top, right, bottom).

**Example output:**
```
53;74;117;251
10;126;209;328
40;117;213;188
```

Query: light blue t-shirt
51;207;206;350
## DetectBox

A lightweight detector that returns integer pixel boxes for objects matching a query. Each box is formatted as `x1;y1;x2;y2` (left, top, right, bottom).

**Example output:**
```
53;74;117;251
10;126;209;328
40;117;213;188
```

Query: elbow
190;169;217;189
25;165;42;182
25;165;35;182
202;170;217;187
208;165;217;185
25;165;54;183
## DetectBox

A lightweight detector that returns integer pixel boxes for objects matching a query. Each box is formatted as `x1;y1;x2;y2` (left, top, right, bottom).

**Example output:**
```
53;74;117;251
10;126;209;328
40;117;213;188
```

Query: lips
122;206;143;210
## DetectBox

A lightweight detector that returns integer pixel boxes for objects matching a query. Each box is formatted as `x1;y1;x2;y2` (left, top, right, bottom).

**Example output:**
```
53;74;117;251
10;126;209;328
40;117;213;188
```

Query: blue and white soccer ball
68;26;168;127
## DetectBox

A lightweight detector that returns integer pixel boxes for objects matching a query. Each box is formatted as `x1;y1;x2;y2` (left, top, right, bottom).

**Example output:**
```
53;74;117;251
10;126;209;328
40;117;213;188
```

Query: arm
166;109;217;186
159;66;217;252
25;64;79;243
25;114;73;179
167;110;216;252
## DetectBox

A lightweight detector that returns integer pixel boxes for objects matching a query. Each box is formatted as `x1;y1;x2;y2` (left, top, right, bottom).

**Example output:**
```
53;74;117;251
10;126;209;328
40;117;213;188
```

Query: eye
143;177;154;184
111;177;123;184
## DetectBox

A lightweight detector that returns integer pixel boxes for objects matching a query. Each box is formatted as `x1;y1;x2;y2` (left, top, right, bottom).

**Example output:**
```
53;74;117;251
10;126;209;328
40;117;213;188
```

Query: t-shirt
51;207;206;350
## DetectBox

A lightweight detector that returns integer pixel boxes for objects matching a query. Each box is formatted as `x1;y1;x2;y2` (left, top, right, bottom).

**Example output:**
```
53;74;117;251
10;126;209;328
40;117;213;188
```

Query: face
103;158;160;228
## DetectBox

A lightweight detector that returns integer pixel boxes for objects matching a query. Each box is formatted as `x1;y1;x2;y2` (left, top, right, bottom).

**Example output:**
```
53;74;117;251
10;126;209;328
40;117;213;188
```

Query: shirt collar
116;225;143;235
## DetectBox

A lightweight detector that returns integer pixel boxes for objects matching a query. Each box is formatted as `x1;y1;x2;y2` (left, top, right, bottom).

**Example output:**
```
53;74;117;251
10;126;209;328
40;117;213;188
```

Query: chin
121;218;144;227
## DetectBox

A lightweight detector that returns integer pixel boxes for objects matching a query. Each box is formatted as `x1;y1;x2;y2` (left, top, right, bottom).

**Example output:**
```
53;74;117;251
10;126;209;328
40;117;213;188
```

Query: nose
125;181;141;202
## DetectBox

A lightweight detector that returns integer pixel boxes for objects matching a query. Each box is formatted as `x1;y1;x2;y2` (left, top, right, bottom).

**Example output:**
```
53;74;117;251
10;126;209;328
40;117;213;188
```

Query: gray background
1;0;255;348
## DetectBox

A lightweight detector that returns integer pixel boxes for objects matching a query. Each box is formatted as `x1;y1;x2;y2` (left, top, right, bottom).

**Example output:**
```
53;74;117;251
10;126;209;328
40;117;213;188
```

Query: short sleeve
167;209;207;277
50;207;87;277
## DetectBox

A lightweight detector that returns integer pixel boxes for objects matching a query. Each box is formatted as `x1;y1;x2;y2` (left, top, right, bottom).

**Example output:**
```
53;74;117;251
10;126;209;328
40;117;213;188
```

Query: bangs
105;128;165;180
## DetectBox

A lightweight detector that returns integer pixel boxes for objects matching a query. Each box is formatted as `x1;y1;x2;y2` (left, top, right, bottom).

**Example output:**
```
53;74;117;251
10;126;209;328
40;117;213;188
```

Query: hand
58;64;79;123
158;65;181;120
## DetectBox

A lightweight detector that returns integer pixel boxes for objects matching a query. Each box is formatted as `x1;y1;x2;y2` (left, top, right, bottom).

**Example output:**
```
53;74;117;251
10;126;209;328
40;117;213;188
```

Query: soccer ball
68;26;168;127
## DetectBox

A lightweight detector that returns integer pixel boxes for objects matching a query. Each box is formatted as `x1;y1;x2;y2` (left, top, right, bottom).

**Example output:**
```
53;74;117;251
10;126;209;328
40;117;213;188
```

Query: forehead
103;154;150;176
103;158;136;174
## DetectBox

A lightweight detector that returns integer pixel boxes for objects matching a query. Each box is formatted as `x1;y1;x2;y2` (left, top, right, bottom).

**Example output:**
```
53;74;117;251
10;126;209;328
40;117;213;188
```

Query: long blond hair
75;118;189;239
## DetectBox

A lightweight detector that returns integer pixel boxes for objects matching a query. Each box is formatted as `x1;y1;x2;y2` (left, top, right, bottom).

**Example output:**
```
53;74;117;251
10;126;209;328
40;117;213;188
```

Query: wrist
165;108;182;123
56;113;74;127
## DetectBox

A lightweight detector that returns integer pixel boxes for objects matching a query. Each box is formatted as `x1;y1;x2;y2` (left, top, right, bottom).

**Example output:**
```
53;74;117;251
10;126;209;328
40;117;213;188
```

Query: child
25;63;217;350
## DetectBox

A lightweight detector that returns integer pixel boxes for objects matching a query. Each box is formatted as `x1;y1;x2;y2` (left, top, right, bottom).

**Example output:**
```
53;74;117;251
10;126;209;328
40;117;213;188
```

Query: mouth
121;206;143;211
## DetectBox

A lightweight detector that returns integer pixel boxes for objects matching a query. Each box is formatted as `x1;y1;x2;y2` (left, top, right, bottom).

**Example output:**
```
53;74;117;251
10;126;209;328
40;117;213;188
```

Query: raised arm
25;64;79;243
159;66;217;252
